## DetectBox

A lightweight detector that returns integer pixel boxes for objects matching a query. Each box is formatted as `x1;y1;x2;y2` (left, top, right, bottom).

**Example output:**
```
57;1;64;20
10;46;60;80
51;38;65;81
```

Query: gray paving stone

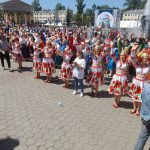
0;61;149;150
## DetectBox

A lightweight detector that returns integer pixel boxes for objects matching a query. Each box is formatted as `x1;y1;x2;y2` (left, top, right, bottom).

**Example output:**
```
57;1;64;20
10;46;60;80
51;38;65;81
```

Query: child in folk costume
105;47;116;77
108;51;129;108
81;41;92;78
11;40;24;69
58;47;73;88
33;45;42;79
41;41;55;83
89;45;103;96
129;52;150;116
33;34;43;79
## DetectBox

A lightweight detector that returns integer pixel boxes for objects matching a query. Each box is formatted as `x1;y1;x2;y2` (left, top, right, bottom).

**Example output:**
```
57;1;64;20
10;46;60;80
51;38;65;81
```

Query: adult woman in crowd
72;50;86;97
129;51;150;116
108;51;129;108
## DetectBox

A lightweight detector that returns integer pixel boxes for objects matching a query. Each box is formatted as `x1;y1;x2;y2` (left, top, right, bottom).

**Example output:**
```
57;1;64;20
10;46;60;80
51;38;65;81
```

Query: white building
122;10;144;21
120;10;144;29
33;11;54;23
33;10;73;24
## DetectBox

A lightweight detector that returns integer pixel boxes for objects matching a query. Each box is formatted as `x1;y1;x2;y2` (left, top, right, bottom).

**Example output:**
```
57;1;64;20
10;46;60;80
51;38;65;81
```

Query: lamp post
82;13;83;26
137;0;141;28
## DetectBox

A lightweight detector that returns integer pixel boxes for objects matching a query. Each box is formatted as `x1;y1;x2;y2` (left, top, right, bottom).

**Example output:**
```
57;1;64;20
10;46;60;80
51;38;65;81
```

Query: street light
137;0;141;28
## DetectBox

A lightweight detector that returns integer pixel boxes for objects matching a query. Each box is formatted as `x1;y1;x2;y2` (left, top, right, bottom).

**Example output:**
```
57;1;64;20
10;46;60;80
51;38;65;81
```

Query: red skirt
60;67;72;80
41;62;55;74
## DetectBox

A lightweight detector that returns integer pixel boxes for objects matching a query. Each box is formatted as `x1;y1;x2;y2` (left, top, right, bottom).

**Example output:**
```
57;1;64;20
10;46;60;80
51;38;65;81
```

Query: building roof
0;0;31;7
123;9;144;15
0;0;33;13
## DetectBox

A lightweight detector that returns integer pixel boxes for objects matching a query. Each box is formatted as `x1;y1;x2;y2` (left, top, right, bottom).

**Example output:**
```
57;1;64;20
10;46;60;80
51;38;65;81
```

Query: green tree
85;8;95;26
140;0;147;9
97;4;110;10
92;4;97;12
76;0;86;14
32;0;42;11
73;13;82;26
123;0;147;10
85;8;93;16
55;3;66;11
66;8;71;26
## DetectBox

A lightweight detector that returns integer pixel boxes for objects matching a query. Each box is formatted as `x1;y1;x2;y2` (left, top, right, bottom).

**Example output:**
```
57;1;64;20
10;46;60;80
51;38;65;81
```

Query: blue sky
0;0;125;12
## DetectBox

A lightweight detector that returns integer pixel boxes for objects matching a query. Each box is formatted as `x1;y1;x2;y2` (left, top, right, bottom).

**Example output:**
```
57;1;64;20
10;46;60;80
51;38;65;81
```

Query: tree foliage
140;0;148;9
92;4;97;12
76;0;86;14
55;3;66;11
123;0;147;10
32;0;42;11
84;8;95;26
97;5;110;10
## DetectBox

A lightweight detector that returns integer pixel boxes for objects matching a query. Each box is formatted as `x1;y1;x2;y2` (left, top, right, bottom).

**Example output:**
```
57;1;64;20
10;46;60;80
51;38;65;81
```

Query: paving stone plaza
0;62;149;150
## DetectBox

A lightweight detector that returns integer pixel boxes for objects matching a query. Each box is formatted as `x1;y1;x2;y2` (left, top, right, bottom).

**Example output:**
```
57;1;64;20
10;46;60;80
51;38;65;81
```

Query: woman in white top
72;51;86;97
129;52;150;116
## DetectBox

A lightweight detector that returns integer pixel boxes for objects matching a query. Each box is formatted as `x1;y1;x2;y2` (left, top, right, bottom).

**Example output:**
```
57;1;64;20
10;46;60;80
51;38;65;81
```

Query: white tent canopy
44;22;63;27
57;22;63;27
44;22;51;26
120;21;141;28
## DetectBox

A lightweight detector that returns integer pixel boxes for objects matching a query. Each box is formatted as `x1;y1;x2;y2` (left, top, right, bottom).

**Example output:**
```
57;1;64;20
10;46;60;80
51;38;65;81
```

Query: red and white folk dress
11;41;24;62
60;51;73;80
108;61;129;95
128;66;150;102
89;55;103;86
33;46;42;73
41;47;55;74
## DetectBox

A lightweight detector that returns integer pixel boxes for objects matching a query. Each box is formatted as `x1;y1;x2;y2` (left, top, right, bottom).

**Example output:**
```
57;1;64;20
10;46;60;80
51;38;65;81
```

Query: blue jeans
134;123;150;150
74;77;84;93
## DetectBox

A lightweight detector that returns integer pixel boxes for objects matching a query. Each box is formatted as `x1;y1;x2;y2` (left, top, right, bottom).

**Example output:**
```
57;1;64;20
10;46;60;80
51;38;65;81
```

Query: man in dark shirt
0;35;11;71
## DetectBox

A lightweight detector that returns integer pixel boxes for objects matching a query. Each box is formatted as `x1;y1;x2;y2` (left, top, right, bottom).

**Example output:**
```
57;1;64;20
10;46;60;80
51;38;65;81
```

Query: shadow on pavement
0;137;19;150
119;101;133;109
98;90;114;98
10;67;32;73
86;90;113;98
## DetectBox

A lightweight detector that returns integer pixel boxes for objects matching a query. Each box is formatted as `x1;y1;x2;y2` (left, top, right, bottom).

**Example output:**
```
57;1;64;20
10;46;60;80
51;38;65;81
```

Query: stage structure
95;9;121;29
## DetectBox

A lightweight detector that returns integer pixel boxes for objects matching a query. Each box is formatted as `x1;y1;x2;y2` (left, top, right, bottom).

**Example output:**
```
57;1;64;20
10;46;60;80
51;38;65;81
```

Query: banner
95;9;121;29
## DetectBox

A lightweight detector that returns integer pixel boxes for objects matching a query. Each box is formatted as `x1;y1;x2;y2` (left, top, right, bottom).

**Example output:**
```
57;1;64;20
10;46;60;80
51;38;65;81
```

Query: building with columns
33;10;73;24
0;0;33;24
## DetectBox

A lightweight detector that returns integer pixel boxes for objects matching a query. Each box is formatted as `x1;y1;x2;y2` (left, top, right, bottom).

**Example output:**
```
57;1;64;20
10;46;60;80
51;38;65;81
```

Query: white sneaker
80;92;84;97
3;67;5;71
72;90;77;95
8;69;12;72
